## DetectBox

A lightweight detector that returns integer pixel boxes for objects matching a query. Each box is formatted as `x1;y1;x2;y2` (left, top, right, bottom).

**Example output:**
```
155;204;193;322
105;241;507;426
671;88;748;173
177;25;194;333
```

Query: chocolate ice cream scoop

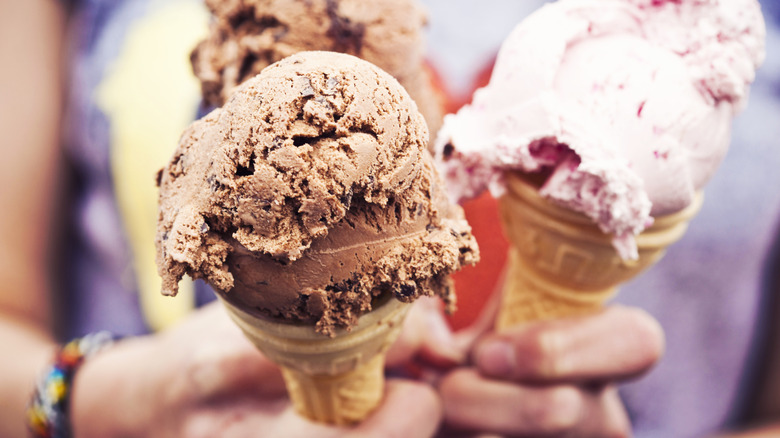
190;0;444;140
156;51;477;334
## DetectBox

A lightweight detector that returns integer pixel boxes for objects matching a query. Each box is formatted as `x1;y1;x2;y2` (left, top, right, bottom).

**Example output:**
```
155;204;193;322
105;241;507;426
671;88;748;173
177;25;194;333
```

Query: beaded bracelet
27;331;116;438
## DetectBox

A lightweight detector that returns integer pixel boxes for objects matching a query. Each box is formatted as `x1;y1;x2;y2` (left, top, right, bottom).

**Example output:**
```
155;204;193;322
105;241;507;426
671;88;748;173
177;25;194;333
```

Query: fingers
439;368;631;438
437;306;657;437
450;272;506;358
353;379;443;438
386;299;427;366
181;398;291;438
183;336;287;401
163;304;288;403
182;380;443;438
386;297;464;369
474;306;665;384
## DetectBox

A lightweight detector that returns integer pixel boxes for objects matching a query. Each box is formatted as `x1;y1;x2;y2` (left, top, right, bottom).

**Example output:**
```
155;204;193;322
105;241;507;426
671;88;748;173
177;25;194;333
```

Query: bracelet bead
27;331;116;438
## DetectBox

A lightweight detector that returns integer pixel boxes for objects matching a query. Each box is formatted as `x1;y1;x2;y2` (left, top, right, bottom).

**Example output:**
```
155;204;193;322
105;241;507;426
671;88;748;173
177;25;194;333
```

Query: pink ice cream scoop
434;0;765;259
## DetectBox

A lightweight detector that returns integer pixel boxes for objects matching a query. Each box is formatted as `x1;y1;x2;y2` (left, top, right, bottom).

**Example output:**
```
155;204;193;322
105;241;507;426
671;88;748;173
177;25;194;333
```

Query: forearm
0;316;56;437
719;424;780;438
0;0;66;321
0;0;66;433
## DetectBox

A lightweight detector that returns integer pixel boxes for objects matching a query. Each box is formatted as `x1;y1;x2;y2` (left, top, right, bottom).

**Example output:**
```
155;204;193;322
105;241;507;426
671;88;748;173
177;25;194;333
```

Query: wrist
27;332;116;438
0;317;56;438
69;335;157;438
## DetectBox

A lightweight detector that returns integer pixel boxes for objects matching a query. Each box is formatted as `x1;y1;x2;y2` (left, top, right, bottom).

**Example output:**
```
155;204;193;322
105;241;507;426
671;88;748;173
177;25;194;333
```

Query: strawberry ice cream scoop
434;0;765;259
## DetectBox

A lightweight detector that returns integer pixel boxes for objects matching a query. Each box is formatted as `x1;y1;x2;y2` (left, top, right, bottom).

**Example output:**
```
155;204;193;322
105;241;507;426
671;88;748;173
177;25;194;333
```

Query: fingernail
476;340;515;377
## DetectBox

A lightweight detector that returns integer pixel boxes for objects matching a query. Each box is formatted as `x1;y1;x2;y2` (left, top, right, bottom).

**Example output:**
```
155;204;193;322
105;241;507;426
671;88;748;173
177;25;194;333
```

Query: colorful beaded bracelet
27;331;116;438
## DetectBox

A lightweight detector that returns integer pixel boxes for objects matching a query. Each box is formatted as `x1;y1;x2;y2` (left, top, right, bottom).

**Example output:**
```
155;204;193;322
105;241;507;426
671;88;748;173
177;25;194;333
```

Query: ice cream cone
218;293;410;425
496;171;703;329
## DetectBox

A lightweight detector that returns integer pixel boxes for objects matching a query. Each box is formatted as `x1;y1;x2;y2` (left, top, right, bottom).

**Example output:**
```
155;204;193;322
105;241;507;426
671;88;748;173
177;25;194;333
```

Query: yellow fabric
96;1;209;331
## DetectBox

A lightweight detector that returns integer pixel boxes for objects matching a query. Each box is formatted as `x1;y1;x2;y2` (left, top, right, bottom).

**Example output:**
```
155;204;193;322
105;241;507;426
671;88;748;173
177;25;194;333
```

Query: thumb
417;302;467;367
351;380;443;438
386;297;463;368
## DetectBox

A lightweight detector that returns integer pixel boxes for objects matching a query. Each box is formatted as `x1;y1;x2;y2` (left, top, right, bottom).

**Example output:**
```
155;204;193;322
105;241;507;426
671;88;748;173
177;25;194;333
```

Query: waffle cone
496;172;703;329
218;294;410;425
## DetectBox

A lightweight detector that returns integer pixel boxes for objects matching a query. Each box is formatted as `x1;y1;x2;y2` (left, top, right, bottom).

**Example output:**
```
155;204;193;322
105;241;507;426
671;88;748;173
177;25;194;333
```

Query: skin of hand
436;305;666;438
386;296;468;370
716;424;780;438
71;302;443;438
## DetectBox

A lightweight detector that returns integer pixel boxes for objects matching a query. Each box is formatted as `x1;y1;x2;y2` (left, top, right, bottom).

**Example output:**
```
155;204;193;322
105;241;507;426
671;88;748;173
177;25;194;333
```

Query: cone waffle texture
497;172;703;329
218;294;410;424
